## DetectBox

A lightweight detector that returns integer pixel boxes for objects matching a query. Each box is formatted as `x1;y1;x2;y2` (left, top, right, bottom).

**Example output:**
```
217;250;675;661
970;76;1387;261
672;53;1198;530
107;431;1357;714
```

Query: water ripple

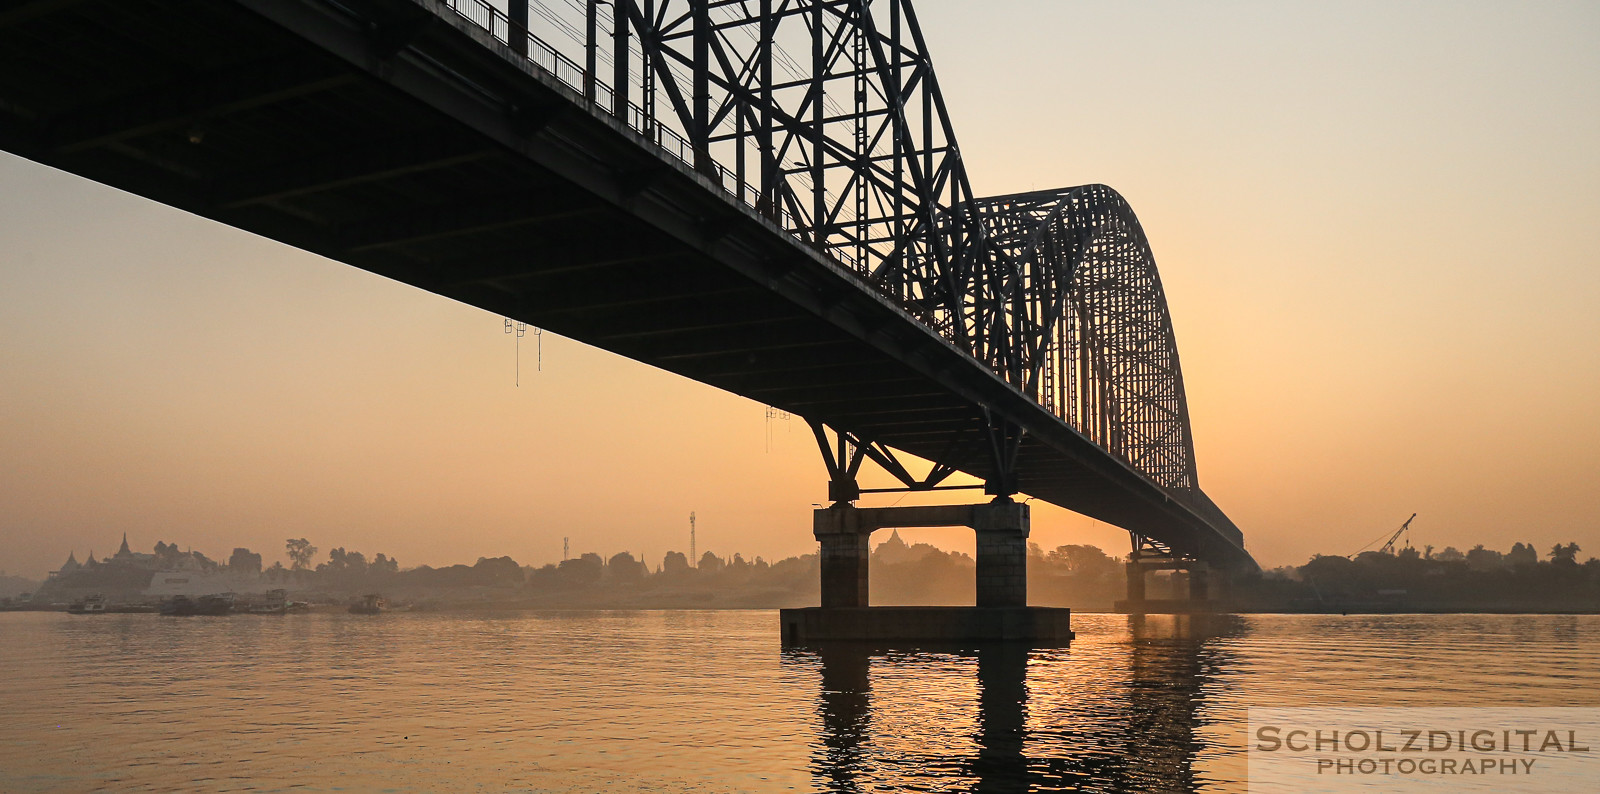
1;611;1596;792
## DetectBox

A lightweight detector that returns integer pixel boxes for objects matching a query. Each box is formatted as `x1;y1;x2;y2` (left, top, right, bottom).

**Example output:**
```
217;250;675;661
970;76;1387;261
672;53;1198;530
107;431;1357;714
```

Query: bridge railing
433;0;862;270
434;0;822;261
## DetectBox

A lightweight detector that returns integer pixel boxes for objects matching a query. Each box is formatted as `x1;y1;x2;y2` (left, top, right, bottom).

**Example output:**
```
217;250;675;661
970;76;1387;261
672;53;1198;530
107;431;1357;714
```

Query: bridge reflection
786;615;1245;792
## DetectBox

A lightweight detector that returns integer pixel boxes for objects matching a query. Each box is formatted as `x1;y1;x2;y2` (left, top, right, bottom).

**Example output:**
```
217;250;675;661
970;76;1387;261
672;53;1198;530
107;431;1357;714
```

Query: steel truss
807;417;1008;503
484;0;972;275
1130;533;1185;565
450;0;1200;495
952;186;1199;491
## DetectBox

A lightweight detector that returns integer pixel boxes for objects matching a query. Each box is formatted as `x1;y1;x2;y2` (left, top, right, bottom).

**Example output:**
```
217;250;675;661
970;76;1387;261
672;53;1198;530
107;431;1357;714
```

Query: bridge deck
0;0;1253;569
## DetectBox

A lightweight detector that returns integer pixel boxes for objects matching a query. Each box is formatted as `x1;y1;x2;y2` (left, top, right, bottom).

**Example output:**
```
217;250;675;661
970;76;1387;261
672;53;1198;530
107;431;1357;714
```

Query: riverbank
15;599;1600;615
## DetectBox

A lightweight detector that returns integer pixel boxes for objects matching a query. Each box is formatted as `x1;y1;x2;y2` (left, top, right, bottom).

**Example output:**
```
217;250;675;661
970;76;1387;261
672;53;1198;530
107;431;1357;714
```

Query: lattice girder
938;185;1201;491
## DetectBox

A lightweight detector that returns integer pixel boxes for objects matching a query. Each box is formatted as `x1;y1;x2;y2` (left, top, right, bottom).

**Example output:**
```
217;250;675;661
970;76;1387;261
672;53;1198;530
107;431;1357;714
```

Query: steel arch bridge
0;0;1254;570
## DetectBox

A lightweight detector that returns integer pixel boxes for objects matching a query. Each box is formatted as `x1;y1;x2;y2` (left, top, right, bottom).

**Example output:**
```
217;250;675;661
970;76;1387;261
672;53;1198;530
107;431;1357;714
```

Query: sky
2;0;1598;579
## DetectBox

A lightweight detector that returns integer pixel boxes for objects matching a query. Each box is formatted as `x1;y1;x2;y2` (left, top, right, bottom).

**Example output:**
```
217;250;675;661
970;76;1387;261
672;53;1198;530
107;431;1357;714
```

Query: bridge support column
1126;561;1147;603
973;500;1030;608
1116;536;1225;614
1187;562;1211;602
814;506;870;608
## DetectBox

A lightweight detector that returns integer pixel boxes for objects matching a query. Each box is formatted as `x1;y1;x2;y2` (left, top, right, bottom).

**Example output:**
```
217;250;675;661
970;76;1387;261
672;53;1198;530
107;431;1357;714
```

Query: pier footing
779;606;1074;646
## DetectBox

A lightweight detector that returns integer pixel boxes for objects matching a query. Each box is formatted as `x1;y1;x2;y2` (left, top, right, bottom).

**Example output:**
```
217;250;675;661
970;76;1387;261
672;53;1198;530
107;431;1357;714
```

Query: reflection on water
792;614;1247;792
2;612;1598;792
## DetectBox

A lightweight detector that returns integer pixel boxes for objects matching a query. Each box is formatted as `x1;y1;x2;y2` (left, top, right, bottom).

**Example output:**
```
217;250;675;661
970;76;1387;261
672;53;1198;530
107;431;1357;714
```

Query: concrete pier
816;530;870;608
1116;555;1228;613
811;499;1033;608
1126;560;1147;602
1189;565;1211;601
973;502;1028;607
787;499;1073;645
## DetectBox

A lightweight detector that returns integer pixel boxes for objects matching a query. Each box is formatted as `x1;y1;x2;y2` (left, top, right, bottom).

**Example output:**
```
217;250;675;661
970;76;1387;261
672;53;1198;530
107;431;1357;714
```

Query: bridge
0;0;1256;624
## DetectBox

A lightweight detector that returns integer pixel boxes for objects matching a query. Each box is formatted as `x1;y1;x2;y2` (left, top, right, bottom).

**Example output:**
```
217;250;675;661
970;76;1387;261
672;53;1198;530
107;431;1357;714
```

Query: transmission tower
689;512;696;568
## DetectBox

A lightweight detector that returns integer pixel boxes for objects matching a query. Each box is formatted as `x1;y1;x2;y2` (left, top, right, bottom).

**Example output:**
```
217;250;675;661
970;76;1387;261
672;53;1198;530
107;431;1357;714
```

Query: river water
1;611;1597;792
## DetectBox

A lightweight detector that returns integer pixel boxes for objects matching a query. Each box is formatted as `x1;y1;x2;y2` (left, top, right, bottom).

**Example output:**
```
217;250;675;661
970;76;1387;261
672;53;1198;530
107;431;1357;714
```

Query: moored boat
193;593;235;616
160;593;234;616
348;594;384;614
242;589;290;615
160;595;195;616
66;594;107;615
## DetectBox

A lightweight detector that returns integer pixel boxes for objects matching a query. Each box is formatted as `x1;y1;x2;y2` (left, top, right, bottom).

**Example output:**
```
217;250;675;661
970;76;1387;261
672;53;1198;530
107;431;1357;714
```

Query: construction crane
1352;513;1417;557
1379;513;1417;555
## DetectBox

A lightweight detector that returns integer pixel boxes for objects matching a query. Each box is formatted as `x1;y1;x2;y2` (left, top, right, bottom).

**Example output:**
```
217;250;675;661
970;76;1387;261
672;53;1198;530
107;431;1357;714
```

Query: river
2;611;1597;792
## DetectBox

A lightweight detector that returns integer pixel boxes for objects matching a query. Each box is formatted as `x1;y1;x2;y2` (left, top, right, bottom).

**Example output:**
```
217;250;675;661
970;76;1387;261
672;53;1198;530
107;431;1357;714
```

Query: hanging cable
505;317;529;386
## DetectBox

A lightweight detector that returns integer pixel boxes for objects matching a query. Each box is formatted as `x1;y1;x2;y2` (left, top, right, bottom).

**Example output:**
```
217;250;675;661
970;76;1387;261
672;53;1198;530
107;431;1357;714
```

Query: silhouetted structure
0;1;1255;627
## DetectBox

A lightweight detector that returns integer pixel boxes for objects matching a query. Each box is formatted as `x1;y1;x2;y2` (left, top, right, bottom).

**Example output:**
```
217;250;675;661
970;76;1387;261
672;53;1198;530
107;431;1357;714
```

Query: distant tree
608;552;644;582
661;551;690;574
767;553;818;583
1423;544;1435;560
1551;543;1582;565
526;563;558;587
698;551;724;572
1300;554;1359;588
154;541;182;565
372;553;399;574
1397;545;1421;561
557;553;603;586
285;538;317;571
265;561;287;581
1506;542;1539;567
1044;545;1122;581
318;548;369;575
1465;545;1504;572
873;549;976;606
729;553;749;571
1434;546;1465;563
1354;551;1392;567
473;556;525;584
319;547;346;573
753;556;769;571
228;547;263;574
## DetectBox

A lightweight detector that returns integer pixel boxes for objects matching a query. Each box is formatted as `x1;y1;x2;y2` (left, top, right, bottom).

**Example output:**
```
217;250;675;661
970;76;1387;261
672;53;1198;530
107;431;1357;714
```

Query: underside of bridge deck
0;0;1254;570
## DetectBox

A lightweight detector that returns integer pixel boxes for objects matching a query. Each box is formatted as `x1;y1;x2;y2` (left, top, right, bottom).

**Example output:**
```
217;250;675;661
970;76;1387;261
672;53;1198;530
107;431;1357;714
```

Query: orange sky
2;0;1598;578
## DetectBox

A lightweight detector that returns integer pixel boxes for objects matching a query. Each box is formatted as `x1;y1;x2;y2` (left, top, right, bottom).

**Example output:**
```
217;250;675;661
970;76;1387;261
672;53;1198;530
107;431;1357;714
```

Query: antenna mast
689;512;696;567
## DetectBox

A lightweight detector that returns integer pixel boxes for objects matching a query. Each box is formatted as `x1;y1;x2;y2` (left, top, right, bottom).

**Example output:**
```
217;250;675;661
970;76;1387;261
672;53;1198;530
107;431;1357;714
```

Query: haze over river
2;611;1597;792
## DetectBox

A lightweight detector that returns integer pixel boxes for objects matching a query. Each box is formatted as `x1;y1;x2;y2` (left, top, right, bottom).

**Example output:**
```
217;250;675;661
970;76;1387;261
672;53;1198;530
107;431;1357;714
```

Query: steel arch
949;185;1200;492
